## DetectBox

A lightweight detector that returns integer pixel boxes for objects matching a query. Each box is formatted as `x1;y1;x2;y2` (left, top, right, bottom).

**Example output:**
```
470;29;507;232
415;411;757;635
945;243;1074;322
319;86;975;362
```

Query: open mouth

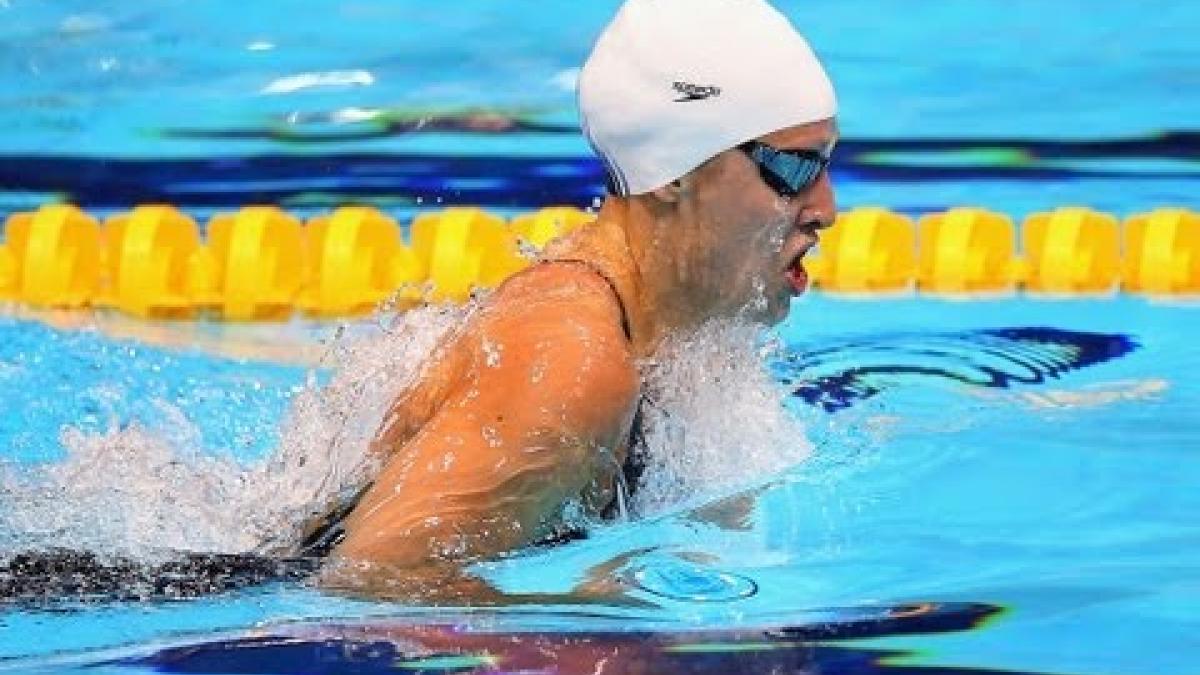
785;242;816;295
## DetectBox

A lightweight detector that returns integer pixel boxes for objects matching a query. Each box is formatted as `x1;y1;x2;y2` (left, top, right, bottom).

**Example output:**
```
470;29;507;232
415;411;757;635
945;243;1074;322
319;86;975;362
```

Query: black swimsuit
298;260;643;558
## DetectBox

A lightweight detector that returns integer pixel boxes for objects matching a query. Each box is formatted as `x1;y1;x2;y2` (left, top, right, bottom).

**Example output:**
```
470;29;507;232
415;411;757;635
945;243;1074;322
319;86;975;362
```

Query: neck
547;198;707;357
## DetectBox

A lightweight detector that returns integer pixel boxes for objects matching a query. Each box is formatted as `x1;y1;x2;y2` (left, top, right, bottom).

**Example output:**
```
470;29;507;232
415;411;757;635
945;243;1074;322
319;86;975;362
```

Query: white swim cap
578;0;837;196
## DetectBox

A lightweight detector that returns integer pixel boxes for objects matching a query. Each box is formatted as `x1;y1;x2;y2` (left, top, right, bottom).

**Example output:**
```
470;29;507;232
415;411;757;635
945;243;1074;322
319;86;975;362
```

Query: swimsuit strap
543;259;646;518
543;258;633;343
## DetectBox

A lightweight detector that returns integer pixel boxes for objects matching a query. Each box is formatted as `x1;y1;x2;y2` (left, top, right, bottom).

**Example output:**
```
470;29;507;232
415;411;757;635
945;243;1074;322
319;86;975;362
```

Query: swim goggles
738;140;830;199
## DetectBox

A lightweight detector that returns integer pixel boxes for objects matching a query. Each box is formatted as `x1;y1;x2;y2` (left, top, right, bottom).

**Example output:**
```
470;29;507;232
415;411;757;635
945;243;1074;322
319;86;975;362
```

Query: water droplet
530;359;548;384
516;237;541;260
481;426;502;448
482;338;503;368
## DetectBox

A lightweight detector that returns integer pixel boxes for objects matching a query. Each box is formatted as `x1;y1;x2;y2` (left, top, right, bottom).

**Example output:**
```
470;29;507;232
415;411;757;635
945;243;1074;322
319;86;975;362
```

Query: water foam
1;305;812;560
632;320;812;515
0;306;461;560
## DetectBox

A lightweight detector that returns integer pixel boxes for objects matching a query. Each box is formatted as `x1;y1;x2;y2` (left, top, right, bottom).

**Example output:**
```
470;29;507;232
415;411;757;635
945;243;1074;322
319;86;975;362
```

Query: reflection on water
777;326;1138;412
103;602;1009;675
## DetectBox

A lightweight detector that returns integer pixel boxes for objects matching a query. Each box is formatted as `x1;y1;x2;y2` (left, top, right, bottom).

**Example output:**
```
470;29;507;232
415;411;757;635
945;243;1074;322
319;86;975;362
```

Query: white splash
330;107;384;124
631;320;812;515
260;69;375;95
0;305;810;559
0;413;262;560
0;305;462;560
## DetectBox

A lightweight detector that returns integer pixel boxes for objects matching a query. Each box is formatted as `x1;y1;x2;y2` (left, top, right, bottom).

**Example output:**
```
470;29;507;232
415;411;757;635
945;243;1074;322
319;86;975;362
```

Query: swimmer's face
662;118;838;324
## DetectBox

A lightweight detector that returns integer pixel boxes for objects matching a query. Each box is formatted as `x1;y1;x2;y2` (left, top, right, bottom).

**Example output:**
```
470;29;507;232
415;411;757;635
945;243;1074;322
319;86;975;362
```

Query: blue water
0;1;1196;218
1;0;1199;673
1;298;1197;673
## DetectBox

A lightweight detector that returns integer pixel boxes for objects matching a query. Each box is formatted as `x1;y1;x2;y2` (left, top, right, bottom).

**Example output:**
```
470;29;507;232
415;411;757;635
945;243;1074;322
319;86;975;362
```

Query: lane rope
1;204;1196;320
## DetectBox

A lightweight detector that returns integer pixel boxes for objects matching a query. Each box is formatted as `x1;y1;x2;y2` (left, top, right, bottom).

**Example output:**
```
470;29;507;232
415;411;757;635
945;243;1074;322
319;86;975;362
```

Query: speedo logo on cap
672;81;722;102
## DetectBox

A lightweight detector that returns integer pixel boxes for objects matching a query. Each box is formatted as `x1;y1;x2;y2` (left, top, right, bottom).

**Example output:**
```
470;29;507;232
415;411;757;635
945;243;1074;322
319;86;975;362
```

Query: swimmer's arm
328;286;639;596
368;341;465;459
319;550;654;608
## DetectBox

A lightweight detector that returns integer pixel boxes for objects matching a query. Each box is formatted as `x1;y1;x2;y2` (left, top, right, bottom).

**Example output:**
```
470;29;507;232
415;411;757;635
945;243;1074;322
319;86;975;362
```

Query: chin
765;299;792;325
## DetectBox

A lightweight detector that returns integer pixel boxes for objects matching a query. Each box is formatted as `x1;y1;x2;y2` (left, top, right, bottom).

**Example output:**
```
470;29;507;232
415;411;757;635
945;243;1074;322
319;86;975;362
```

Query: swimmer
312;0;839;601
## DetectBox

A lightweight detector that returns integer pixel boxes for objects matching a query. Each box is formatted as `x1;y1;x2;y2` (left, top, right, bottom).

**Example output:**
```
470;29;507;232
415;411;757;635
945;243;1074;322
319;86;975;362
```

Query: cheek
739;206;792;271
758;207;792;254
699;220;779;307
699;190;782;254
691;170;790;286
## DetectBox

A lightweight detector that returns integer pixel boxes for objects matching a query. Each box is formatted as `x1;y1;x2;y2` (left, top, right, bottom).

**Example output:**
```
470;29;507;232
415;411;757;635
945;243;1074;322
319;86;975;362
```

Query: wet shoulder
480;262;631;345
464;263;639;418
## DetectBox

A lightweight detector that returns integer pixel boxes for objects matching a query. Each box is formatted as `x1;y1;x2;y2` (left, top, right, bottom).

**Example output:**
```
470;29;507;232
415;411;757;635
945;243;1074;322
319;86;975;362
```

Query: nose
798;171;836;233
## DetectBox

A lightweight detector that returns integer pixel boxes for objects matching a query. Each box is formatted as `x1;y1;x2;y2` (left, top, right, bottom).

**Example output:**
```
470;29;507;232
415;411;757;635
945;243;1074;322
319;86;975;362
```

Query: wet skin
317;118;838;601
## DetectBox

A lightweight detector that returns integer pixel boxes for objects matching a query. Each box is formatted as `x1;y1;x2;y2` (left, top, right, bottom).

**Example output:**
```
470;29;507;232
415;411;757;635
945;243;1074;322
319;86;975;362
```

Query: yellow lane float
1;204;1197;319
1022;207;1121;294
410;207;527;303
917;207;1019;293
199;206;305;321
100;205;201;318
1122;208;1200;295
808;207;916;292
1;205;102;308
510;206;596;249
298;206;422;317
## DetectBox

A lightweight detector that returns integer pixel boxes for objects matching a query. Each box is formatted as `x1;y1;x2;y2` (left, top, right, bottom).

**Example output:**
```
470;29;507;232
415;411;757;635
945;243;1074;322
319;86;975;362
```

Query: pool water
0;0;1195;218
1;1;1198;673
1;297;1196;673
